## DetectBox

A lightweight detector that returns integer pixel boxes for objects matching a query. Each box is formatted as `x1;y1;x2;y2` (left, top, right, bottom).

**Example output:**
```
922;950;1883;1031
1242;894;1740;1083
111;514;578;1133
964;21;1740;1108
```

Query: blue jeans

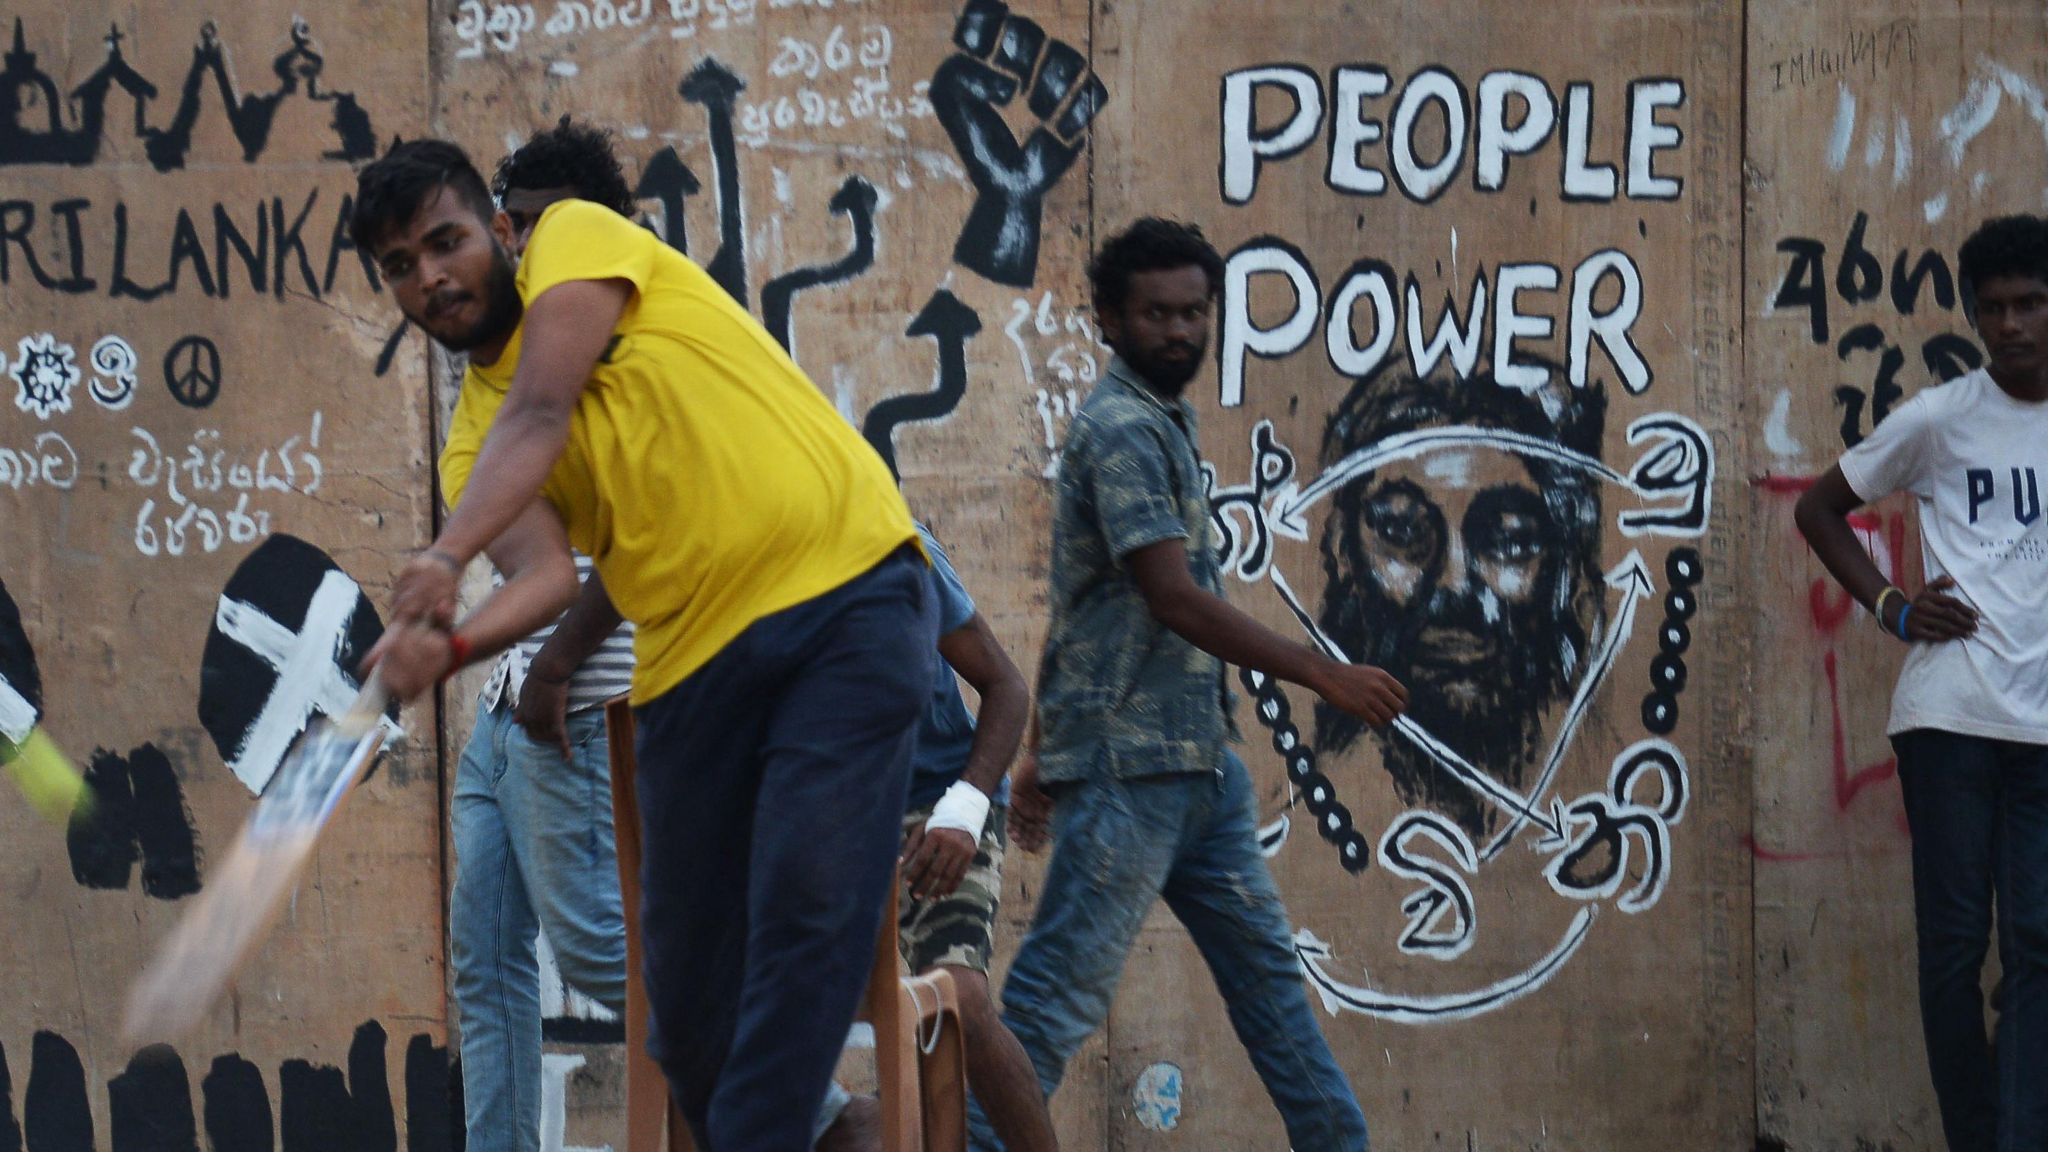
634;547;936;1151
451;705;628;1152
974;753;1368;1151
1894;729;2048;1152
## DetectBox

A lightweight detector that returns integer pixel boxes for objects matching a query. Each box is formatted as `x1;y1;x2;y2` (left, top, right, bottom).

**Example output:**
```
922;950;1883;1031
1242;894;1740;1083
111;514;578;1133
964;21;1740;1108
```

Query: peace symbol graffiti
163;336;221;410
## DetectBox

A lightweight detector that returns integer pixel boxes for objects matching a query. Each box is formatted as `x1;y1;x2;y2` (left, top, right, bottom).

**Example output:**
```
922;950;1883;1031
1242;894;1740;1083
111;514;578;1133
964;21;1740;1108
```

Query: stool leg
911;971;968;1152
867;877;920;1152
606;699;694;1152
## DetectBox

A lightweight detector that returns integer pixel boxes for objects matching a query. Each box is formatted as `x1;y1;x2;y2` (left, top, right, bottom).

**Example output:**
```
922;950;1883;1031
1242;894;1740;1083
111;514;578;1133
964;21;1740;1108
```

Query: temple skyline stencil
0;17;375;170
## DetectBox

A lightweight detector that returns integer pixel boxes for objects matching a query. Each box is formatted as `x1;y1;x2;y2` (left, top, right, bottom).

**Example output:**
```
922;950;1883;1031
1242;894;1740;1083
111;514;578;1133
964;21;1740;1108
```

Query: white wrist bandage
925;779;991;837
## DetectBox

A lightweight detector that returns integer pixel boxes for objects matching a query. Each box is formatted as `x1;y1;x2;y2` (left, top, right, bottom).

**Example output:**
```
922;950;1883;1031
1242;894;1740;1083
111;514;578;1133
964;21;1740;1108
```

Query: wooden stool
605;698;968;1152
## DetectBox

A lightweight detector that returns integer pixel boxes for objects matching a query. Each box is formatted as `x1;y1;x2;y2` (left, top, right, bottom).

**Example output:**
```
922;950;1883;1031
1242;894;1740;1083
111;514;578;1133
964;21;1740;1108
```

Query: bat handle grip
336;669;391;740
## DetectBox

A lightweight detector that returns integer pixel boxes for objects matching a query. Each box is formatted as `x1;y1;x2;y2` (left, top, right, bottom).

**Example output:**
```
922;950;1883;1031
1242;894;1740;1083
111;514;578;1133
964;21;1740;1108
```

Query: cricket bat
123;673;393;1044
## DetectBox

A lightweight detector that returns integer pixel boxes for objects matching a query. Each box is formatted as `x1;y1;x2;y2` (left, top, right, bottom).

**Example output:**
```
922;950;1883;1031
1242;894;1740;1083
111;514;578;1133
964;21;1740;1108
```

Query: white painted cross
538;929;620;1026
540;1053;611;1152
0;671;35;746
213;569;400;794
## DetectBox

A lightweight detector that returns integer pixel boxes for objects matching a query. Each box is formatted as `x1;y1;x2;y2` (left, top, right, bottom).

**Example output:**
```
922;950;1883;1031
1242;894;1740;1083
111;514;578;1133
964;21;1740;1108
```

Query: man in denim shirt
980;219;1408;1152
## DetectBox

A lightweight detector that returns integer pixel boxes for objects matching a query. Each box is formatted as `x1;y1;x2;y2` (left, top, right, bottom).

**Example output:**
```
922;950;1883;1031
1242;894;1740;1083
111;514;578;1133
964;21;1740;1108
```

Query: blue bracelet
1897;603;1912;641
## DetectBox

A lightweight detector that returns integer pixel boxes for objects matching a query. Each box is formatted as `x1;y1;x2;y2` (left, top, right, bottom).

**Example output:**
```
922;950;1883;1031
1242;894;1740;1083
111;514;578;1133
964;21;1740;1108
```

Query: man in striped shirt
445;122;639;1152
452;553;636;1152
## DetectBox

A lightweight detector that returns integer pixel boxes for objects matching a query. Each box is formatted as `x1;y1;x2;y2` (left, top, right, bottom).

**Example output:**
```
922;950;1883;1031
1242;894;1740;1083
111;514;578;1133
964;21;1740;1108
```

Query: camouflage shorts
897;801;1007;974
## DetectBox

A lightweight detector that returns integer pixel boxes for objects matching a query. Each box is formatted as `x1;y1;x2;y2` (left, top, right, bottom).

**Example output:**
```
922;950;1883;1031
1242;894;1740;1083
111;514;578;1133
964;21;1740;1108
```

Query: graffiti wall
1;0;2043;1148
1746;2;2048;1147
0;3;451;1146
1086;2;1747;1148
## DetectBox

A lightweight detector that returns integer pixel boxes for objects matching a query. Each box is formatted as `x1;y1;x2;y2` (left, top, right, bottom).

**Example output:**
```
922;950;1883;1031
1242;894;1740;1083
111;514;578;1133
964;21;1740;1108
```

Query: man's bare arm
1794;465;1977;640
513;567;625;754
435;279;631;567
1125;538;1407;725
936;614;1029;797
368;501;579;699
390;279;631;630
467;502;584;657
1792;467;1893;614
527;570;625;686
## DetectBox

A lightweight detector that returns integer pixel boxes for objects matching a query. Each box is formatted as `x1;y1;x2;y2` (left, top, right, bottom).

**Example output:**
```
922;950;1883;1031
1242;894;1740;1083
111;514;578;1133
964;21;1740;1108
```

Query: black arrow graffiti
761;176;879;357
679;58;748;307
862;289;980;478
634;145;699;255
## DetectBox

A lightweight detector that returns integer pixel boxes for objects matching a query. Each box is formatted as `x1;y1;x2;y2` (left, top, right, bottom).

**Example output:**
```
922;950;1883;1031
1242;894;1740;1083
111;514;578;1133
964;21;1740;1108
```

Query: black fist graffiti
931;0;1108;287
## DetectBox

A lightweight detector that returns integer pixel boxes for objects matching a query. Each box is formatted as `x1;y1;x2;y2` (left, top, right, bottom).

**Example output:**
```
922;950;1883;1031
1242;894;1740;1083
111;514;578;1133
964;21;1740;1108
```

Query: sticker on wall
0;1022;451;1152
197;535;400;796
931;0;1108;287
1131;1063;1184;1132
863;290;982;477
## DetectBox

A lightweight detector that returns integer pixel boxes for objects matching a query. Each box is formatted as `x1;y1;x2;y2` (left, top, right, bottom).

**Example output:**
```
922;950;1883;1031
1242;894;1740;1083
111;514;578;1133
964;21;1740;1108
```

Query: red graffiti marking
1753;474;1912;637
1808;579;1855;635
1743;835;1833;864
1808;514;1904;637
1752;473;1815;494
1745;651;1906;862
1748;474;1912;860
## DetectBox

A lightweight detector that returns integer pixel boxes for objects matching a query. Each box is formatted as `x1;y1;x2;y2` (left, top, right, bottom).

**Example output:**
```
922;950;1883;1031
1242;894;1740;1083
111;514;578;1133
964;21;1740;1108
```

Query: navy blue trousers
634;547;935;1151
1895;728;2048;1152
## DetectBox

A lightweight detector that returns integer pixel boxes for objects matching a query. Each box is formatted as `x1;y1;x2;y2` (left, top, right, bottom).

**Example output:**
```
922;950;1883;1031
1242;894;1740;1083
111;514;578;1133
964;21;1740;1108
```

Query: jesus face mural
1315;366;1607;839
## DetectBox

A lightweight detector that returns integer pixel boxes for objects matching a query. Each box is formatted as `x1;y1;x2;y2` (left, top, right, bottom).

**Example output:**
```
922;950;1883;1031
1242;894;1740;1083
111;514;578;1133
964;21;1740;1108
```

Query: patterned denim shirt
1037;356;1234;785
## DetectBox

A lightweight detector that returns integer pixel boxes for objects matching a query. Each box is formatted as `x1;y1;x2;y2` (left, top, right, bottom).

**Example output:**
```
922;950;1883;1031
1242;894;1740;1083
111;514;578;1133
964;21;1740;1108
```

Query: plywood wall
1745;2;2048;1147
1084;2;1749;1146
1;0;2042;1148
0;2;449;1147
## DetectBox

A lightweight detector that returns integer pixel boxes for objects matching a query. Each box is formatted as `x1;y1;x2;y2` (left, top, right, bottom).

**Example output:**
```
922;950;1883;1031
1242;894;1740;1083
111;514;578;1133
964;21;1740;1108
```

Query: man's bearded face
1319;445;1592;837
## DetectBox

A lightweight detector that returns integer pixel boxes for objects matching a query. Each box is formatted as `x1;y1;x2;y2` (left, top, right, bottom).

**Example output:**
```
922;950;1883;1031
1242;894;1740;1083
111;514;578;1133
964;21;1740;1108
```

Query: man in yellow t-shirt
350;139;936;1151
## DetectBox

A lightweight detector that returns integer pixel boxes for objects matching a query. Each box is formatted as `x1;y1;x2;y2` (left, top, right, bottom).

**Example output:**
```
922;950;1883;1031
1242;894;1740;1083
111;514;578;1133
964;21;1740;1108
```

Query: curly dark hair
349;139;495;252
492;116;636;216
1959;214;2048;318
1088;218;1226;314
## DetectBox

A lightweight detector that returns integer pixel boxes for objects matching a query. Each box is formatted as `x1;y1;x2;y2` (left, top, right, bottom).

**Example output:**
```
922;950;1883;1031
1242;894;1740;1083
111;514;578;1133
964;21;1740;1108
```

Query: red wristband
441;631;473;681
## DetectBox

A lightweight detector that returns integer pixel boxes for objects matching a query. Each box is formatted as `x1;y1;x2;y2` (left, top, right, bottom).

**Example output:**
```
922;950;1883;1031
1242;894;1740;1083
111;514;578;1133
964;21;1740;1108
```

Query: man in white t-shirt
1796;214;2048;1151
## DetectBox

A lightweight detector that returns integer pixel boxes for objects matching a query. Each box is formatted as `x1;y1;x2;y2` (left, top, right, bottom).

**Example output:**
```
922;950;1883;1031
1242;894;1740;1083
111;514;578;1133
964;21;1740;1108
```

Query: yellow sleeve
519;199;659;303
438;380;498;511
